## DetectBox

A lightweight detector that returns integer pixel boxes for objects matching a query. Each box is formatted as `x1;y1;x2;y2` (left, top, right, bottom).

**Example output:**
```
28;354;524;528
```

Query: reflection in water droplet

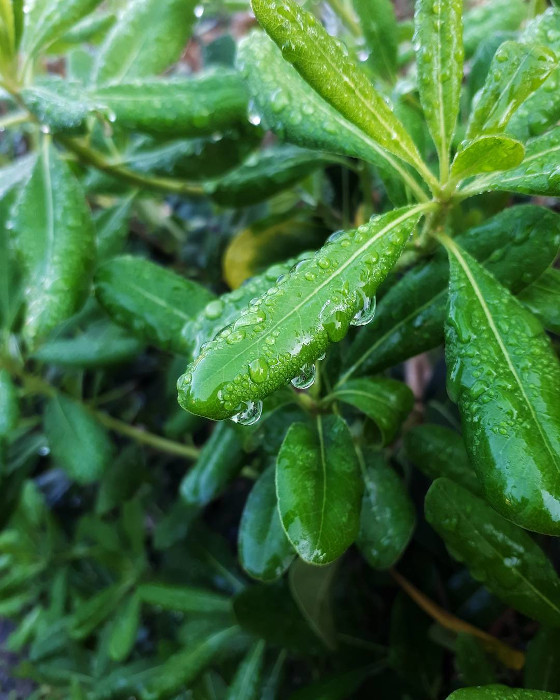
351;294;376;326
291;363;316;389
230;400;263;426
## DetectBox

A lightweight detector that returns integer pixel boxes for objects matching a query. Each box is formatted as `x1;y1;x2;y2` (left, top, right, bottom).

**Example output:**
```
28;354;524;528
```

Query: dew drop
351;294;376;326
230;400;263;426
248;357;269;384
204;299;224;319
291;363;316;389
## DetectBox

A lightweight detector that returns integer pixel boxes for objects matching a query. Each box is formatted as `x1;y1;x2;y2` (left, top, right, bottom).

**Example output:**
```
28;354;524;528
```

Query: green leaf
12;141;95;344
327;377;414;445
236;31;426;201
288;668;372;700
32;319;144;368
92;71;249;137
179;422;244;508
44;394;114;484
356;451;415;570
70;583;127;639
178;205;426;421
204;145;334;207
450;135;525;181
238;464;295;582
519;269;560;335
95;255;214;355
136;583;231;614
404;424;481;494
414;0;463;170
108;592;140;662
21;0;103;57
94;195;133;260
276;415;362;565
289;558;338;649
466;41;557;140
353;0;397;80
524;627;560;693
250;0;430;182
20;78;90;134
463;0;525;58
447;686;560;699
342;205;560;379
225;640;265;700
464;126;560;197
426;478;560;626
455;634;497;687
0;370;19;439
92;0;196;85
442;237;560;535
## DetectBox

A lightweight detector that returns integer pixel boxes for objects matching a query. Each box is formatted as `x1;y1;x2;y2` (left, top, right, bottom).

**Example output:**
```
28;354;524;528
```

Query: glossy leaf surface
178;205;425;421
519;269;560;334
357;451;415;570
289;558;337;649
95;256;214;355
276;415;362;564
466;41;557;139
447;687;560;699
443;239;560;535
238;465;295;582
414;0;463;167
353;0;397;80
343;205;560;379
328;378;414;445
12;142;94;344
251;0;427;176
450;135;525;181
426;478;560;627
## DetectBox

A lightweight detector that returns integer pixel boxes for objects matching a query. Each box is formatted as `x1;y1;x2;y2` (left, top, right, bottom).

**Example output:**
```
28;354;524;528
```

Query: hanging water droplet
248;100;262;126
351;294;376;326
291;363;316;389
230;400;263;426
194;3;204;17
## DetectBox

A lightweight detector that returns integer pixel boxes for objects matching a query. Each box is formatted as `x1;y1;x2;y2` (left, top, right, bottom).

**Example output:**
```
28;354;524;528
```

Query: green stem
0;109;28;129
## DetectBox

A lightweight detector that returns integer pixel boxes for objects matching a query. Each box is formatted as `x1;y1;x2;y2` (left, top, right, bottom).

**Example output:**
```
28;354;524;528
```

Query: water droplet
291;363;316;389
248;357;269;384
230;400;263;426
317;258;330;269
204;299;224;319
194;3;204;17
351;294;376;326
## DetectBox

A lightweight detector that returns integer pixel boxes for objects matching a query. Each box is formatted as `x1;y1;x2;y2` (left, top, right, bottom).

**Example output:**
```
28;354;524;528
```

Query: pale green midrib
435;0;447;163
42;140;55;284
216;205;427;375
448;238;560;475
235;642;263;694
121;280;191;323
315;415;328;555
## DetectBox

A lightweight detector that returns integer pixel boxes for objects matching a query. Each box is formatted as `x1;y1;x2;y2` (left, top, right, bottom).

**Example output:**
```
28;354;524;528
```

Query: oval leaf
450;135;525;181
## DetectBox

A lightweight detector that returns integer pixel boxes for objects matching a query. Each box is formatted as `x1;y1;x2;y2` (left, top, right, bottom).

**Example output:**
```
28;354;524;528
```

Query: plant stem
0;110;28;129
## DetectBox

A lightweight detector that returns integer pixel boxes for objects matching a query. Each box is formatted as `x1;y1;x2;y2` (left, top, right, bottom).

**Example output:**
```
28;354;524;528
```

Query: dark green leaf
447;687;560;699
443;238;560;535
450;135;525;181
357;451;415;570
519;269;560;334
238;464;295;582
44;394;114;484
524;627;560;693
137;583;231;614
0;370;19;438
108;592;140;662
225;640;265;700
455;633;497;687
289;558;337;649
70;583;127;640
426;478;560;626
353;0;397;80
276;415;362;565
94;195;133;260
95;255;214;355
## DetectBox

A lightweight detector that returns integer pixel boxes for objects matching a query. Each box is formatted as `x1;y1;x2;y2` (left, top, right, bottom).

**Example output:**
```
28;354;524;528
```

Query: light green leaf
12;141;95;344
442;237;560;535
251;0;432;184
414;0;463;172
70;583;127;639
95;255;215;355
225;640;265;700
447;685;560;699
353;0;397;80
326;377;414;445
289;557;338;649
357;451;415;570
92;0;196;85
238;464;295;582
463;0;525;58
21;78;90;133
178;205;427;421
0;369;19;439
466;41;558;140
108;592;140;662
450;135;525;181
44;394;114;484
94;195;133;260
137;583;231;614
276;415;362;565
519;268;560;335
426;478;560;627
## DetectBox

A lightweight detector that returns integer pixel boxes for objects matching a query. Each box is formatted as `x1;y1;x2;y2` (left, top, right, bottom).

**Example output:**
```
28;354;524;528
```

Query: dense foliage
1;0;560;697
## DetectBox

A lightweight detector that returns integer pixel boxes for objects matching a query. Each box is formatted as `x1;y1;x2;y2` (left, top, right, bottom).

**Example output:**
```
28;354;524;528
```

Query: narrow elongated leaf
447;686;560;699
21;78;90;134
178;205;426;421
95;255;214;355
463;0;525;58
238;465;295;582
70;584;126;639
236;32;426;201
276;415;362;564
414;0;463;168
289;558;337;649
426;478;560;627
108;593;140;662
251;0;429;178
92;71;249;137
137;583;231;614
404;424;481;494
353;0;397;80
44;394;114;484
525;627;560;693
94;196;133;260
0;370;19;438
12;141;95;344
519;269;560;334
342;205;560;379
357;451;415;570
443;238;560;535
466;41;557;140
327;378;414;445
225;640;265;700
464;126;560;197
450;135;525;181
92;0;196;85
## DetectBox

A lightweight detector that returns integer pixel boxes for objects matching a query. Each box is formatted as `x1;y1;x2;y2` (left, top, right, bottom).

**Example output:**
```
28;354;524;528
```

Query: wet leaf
447;686;560;699
21;78;91;133
289;558;338;649
450;135;525;181
519;269;560;335
353;0;398;80
463;0;525;58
